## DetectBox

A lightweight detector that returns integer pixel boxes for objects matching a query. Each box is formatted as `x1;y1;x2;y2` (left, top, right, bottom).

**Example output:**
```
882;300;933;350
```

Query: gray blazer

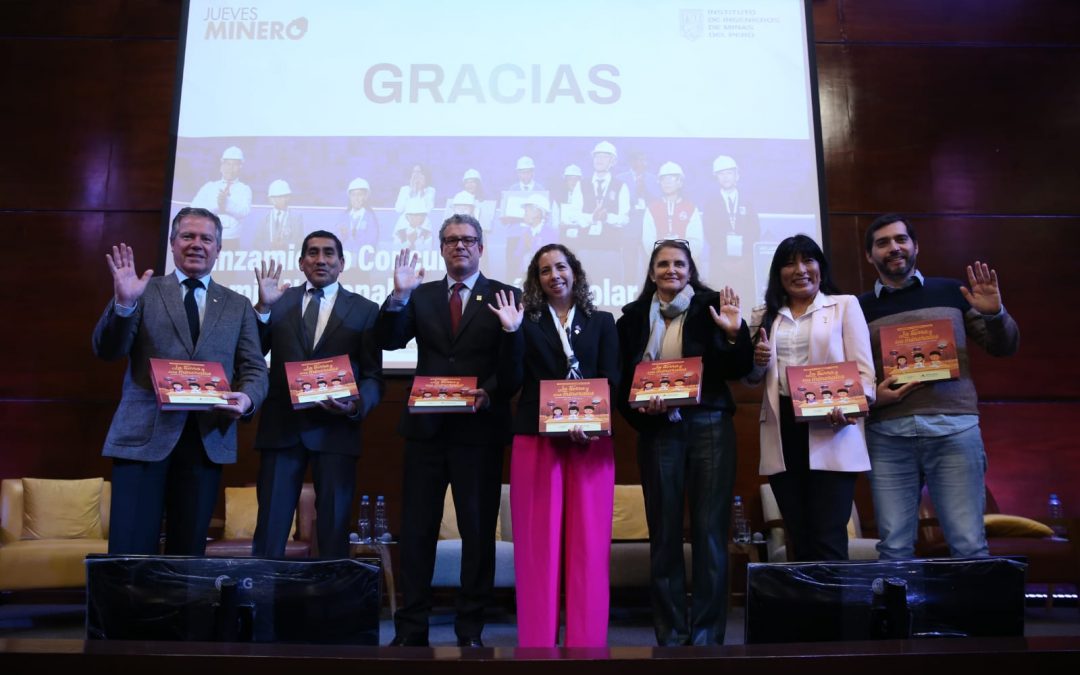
92;274;268;463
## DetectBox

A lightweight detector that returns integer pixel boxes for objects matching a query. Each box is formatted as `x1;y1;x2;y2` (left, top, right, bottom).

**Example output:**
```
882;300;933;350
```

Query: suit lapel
453;275;489;341
199;281;227;351
159;275;195;354
282;286;307;353
538;309;564;357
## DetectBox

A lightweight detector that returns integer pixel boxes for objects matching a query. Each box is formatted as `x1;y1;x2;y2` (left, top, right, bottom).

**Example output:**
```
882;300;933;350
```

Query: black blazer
254;284;384;455
511;307;620;435
615;290;753;434
376;274;525;446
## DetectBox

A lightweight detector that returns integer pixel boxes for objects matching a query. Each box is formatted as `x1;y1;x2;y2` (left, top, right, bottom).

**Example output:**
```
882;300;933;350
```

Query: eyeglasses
441;236;480;248
654;239;690;250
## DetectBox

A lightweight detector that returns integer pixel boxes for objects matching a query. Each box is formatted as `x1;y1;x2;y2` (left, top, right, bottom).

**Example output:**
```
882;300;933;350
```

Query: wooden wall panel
833;0;1080;45
0;1;179;38
818;44;1080;214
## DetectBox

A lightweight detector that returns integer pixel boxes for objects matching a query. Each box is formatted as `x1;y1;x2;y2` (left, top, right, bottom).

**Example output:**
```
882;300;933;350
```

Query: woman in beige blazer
746;235;875;561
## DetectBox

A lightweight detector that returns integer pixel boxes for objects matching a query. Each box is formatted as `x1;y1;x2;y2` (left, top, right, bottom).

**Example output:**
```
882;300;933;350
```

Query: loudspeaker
86;555;380;644
745;556;1025;644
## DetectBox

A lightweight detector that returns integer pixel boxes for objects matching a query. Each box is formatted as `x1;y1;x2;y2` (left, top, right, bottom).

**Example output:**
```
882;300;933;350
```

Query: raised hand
960;260;1002;315
486;289;524;332
753;328;772;368
392;248;425;300
106;243;153;308
254;259;291;312
708;286;742;339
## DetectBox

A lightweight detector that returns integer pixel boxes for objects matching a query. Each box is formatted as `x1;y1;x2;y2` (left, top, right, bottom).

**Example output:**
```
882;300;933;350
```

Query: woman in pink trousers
488;243;620;647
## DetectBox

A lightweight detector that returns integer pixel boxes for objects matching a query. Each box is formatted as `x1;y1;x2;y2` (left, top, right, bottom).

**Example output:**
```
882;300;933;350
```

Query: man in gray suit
93;207;268;555
250;230;383;559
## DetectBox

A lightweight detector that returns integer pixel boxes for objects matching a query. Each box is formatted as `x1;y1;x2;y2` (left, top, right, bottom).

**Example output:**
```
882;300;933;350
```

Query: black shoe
457;637;484;648
389;635;429;647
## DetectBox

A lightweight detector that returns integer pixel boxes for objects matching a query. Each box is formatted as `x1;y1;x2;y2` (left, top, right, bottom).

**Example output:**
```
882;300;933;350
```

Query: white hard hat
712;155;738;173
462;168;482;182
592;141;617;157
523;194;549;213
405;198;429;215
267;179;291;197
221;146;244;161
348;177;370;192
452;190;476;206
516;156;536;171
564;164;582;177
657;162;684;178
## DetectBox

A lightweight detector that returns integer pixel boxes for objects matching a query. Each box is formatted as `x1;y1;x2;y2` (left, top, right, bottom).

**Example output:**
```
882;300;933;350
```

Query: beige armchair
0;477;111;590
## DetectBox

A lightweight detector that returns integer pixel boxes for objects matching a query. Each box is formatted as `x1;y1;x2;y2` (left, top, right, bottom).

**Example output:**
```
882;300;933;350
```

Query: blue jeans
867;424;988;559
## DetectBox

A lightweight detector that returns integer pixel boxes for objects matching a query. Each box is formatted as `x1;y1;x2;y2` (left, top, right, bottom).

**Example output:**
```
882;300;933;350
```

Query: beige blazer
746;293;875;475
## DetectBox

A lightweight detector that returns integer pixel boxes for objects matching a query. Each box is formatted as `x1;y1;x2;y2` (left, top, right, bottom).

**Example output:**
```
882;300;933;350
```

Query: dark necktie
181;277;203;346
728;195;736;214
449;282;465;334
303;287;324;350
595;178;603;202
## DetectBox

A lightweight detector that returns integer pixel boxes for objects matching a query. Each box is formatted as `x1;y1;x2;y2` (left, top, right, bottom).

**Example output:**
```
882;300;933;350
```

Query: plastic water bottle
732;496;751;543
357;495;372;544
374;495;391;542
1048;493;1065;536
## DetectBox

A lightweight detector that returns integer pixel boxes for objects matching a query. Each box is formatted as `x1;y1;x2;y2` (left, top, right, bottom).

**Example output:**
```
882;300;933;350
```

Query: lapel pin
476;295;483;302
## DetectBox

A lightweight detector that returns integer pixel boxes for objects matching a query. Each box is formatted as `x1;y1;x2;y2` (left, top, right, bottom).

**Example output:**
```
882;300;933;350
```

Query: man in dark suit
93;207;268;555
377;214;524;647
249;230;383;559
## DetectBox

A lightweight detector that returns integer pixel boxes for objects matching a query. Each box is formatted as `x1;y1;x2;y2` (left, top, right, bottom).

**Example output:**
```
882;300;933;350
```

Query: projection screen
165;0;827;370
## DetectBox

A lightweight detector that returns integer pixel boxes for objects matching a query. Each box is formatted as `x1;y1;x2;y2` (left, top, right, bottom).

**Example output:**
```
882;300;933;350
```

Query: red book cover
283;355;359;410
879;319;960;384
538;378;612;437
785;361;869;421
408;376;478;413
149;358;230;411
628;357;703;408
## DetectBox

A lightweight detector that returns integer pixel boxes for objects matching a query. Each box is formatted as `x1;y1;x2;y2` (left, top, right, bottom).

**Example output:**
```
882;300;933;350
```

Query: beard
876;250;917;282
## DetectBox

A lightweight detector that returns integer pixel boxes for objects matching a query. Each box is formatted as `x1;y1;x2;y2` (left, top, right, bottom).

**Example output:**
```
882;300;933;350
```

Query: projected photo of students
255;179;303;251
704;154;761;306
394;163;436;216
190;145;252;241
393;197;436;250
446;168;495;232
340;177;380;251
556;164;586;238
641;162;704;263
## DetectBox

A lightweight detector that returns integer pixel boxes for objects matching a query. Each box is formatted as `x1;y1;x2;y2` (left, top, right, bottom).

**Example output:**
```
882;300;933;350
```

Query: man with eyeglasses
376;213;524;648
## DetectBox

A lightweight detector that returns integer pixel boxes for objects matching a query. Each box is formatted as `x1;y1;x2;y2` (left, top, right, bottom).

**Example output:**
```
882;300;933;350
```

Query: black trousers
252;444;358;559
768;396;857;562
108;415;221;556
393;439;504;642
637;408;737;646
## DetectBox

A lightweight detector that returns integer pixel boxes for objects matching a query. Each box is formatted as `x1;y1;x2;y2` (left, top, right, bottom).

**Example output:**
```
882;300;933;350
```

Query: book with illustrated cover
538;378;612;436
283;355;358;409
879;319;960;384
628;357;703;408
785;361;869;421
149;358;230;410
408;376;478;413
